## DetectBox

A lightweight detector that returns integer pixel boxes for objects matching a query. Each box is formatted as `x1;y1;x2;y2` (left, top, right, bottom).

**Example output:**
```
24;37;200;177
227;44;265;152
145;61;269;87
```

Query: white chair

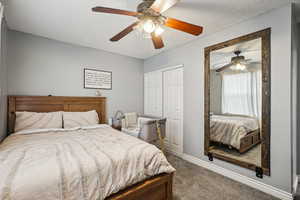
121;113;166;151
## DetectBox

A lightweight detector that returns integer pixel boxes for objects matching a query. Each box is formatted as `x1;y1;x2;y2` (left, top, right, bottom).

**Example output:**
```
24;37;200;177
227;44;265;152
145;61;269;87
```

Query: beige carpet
166;153;278;200
210;144;261;166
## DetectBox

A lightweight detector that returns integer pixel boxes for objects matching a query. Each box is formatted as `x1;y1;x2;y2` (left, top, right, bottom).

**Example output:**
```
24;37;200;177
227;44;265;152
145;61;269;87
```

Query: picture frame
84;68;112;90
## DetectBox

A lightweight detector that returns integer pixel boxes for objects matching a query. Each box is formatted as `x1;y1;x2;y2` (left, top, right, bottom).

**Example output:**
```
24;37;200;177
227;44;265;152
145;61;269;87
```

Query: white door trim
155;64;184;73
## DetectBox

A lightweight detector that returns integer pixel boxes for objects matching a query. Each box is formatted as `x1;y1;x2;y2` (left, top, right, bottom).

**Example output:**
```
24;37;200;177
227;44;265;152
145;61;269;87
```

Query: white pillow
15;111;63;132
63;110;99;128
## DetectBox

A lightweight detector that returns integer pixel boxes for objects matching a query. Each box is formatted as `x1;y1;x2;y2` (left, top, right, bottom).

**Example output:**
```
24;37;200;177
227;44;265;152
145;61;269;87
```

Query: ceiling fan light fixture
143;19;156;33
231;63;246;71
133;21;155;39
155;25;165;36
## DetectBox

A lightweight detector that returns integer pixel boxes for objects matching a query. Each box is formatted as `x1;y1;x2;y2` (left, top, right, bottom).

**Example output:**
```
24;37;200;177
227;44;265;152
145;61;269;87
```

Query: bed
1;96;175;200
210;114;261;153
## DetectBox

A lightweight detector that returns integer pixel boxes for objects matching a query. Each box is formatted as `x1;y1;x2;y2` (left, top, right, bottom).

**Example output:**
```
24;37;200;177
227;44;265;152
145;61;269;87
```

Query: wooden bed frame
7;95;174;200
239;129;261;153
210;129;261;154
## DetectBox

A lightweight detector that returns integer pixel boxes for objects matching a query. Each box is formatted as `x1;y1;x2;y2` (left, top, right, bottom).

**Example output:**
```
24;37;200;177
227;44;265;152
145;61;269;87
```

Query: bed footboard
239;129;261;153
106;173;173;200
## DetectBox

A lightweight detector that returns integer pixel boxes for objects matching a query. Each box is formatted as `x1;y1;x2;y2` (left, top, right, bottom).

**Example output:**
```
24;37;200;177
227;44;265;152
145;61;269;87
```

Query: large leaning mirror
204;29;271;177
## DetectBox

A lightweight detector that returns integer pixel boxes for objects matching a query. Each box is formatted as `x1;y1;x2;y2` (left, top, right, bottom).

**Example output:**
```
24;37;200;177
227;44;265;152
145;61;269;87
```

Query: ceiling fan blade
216;63;234;72
92;6;139;17
248;61;261;65
151;0;179;13
165;18;203;36
151;33;164;49
110;22;139;42
240;59;251;65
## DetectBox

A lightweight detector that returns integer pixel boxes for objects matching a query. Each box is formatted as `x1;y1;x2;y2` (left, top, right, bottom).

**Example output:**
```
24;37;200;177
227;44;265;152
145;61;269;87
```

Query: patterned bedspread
210;115;259;149
0;125;175;200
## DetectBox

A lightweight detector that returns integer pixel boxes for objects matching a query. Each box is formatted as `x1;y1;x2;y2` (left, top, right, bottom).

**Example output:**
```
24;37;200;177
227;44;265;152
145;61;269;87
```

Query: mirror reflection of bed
209;38;262;167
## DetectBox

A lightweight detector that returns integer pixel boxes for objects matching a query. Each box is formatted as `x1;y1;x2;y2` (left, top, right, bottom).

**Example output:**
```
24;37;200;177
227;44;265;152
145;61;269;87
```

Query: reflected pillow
63;110;99;128
15;111;63;132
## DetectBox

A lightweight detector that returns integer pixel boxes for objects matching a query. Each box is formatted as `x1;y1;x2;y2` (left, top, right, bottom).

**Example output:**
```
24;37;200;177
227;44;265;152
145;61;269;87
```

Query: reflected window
221;70;261;119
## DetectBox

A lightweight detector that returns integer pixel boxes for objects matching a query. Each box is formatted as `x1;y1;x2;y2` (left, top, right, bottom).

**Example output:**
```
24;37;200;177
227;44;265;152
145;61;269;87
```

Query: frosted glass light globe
155;26;165;36
236;63;246;70
143;20;155;33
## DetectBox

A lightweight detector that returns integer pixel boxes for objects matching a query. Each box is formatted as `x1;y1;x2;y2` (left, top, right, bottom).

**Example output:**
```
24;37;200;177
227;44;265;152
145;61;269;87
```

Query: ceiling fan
92;0;203;49
216;50;258;72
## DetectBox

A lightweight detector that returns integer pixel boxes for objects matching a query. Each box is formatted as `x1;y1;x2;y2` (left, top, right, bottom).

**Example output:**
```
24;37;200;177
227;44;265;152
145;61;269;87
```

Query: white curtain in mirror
221;71;261;119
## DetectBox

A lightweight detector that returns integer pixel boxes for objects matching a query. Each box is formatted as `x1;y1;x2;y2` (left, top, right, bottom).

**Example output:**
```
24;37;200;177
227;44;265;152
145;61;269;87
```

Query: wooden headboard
8;96;107;134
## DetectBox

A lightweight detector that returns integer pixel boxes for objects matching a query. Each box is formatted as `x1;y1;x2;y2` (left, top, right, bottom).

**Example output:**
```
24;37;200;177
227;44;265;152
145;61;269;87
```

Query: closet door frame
162;66;184;155
144;64;184;155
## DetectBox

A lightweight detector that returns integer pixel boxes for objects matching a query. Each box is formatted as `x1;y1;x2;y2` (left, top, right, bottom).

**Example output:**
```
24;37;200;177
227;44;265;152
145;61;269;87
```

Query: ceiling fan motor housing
136;0;166;26
232;50;245;63
137;0;155;12
231;56;245;63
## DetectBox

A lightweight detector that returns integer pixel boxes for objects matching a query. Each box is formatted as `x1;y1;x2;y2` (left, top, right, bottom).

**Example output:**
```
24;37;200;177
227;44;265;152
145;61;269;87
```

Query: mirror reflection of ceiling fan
216;50;260;72
92;0;203;49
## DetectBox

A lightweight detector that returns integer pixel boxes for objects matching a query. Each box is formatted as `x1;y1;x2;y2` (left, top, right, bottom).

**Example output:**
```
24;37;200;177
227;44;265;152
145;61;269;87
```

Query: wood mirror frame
204;28;271;176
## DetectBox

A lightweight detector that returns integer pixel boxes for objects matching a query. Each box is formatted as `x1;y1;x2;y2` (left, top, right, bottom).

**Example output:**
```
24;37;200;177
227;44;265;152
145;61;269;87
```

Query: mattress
210;115;259;149
0;125;175;200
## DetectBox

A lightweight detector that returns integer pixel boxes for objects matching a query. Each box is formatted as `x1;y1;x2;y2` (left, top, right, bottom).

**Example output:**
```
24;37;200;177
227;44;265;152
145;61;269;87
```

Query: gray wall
144;5;293;192
7;31;144;118
291;3;299;192
0;19;7;142
297;22;300;176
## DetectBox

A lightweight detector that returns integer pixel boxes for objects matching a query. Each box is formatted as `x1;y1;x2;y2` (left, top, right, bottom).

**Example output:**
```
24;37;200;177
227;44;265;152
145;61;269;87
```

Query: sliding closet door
163;67;183;155
144;71;163;117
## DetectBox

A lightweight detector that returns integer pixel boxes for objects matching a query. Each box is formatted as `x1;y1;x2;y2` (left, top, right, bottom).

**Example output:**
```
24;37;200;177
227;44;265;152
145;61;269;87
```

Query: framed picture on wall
84;68;112;90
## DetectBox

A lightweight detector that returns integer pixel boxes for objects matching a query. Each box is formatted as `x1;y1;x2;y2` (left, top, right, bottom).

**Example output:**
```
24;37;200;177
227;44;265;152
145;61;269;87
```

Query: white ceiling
3;0;298;59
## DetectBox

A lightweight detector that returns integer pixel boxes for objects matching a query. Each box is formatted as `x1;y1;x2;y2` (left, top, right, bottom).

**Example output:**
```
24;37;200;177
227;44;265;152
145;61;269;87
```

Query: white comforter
0;125;175;200
210;115;259;149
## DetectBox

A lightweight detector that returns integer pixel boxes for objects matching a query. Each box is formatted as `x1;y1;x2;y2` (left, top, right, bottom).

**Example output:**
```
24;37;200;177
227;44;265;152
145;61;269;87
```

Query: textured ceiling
3;0;298;59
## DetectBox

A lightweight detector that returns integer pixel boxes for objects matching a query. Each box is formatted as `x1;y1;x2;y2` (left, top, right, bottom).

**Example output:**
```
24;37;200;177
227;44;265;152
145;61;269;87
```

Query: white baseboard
178;153;293;200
